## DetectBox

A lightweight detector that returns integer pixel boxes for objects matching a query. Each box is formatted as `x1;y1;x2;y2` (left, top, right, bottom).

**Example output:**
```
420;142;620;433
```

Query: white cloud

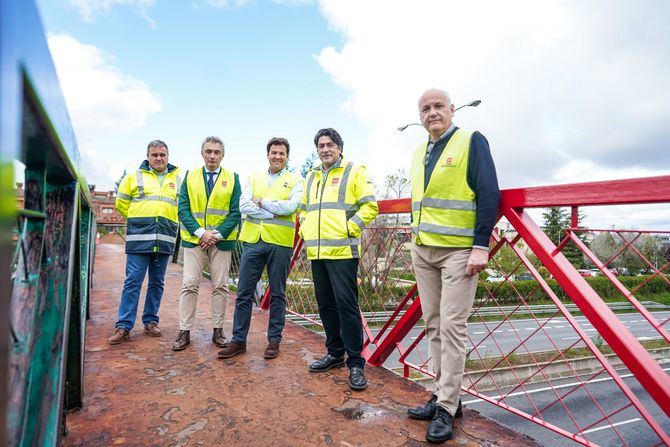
271;0;314;5
66;0;156;24
314;0;670;190
204;0;253;8
47;33;162;186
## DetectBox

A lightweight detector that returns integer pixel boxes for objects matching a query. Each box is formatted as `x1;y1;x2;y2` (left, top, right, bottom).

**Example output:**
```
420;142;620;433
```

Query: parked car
577;269;594;277
486;274;506;283
515;273;534;281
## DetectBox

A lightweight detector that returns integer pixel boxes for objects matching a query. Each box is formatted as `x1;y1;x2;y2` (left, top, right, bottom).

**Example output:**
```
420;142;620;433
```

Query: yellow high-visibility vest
239;170;302;247
116;162;181;254
299;158;378;260
410;129;476;247
180;167;238;244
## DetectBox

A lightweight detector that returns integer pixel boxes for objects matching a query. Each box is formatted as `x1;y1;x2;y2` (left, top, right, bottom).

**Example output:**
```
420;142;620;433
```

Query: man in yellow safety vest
406;89;500;443
299;128;378;391
217;137;302;360
172;136;241;351
109;140;181;345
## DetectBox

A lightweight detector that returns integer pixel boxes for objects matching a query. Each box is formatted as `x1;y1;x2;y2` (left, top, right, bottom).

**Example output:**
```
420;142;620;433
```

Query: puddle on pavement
333;398;391;421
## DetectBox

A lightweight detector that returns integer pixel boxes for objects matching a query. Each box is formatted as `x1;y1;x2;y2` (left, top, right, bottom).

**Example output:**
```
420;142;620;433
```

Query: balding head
418;89;451;108
418;88;455;140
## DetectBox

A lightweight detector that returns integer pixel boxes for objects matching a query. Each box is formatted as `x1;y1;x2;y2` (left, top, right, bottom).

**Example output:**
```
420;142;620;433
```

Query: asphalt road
363;310;670;446
371;311;670;371
460;364;670;446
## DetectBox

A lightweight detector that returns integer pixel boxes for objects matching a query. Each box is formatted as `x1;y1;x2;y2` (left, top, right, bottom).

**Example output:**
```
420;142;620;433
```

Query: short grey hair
201;136;224;155
147;139;168;154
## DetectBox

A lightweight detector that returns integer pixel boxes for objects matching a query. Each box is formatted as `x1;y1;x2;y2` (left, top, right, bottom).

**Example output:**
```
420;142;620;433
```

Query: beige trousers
179;246;232;331
411;244;477;416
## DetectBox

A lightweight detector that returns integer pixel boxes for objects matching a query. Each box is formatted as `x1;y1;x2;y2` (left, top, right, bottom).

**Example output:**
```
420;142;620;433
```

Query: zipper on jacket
316;172;329;259
148;169;160;251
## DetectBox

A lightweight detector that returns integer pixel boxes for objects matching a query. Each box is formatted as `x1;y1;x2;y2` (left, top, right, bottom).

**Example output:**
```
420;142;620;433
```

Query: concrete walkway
63;243;539;446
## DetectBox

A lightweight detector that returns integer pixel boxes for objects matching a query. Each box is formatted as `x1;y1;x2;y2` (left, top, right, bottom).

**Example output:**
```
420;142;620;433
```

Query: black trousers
311;258;364;369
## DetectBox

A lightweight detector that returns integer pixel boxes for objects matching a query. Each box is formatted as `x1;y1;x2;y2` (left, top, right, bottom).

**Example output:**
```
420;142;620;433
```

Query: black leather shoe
171;330;190;351
212;328;227;348
408;396;462;420
309;353;345;372
426;406;455;444
348;367;367;390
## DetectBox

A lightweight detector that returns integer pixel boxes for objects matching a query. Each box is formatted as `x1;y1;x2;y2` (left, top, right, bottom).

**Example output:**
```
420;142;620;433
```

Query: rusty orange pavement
64;243;539;446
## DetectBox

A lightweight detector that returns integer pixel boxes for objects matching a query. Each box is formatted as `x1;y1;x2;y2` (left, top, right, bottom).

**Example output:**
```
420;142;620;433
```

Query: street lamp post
397;99;482;132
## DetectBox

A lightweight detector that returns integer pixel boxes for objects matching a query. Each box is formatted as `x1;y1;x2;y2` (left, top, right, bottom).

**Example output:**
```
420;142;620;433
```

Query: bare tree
383;168;410;199
300;152;318;178
113;170;127;196
381;169;410;227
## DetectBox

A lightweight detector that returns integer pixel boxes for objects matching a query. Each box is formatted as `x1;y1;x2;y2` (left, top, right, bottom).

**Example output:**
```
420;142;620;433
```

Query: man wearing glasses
406;89;499;443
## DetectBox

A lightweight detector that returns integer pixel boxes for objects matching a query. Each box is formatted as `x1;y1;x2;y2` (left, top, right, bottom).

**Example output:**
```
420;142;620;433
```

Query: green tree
492;244;521;276
541;207;586;269
589;231;619;267
541;207;569;245
620;233;663;274
639;234;664;273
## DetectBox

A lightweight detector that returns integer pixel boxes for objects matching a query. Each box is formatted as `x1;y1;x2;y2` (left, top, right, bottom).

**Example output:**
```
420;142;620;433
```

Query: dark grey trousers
231;239;292;344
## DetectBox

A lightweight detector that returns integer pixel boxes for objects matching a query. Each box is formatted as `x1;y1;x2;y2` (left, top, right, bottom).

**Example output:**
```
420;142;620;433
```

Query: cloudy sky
35;0;670;229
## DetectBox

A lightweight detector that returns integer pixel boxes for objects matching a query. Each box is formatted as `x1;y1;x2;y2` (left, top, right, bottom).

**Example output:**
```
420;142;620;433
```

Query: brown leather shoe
217;341;246;359
264;341;280;359
144;322;162;337
108;327;129;345
212;328;227;348
172;330;190;351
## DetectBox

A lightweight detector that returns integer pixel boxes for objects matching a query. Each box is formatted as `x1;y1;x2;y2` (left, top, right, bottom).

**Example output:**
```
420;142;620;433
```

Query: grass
468;293;670;322
464;338;670;372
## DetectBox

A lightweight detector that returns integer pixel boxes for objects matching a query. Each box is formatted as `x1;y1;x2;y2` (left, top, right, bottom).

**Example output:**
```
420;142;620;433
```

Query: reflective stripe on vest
410;129;476;247
301;160;365;259
124;167;181;254
180;167;237;244
238;170;300;247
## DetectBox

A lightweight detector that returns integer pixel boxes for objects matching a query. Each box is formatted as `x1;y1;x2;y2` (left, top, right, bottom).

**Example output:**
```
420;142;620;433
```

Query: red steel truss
269;175;670;446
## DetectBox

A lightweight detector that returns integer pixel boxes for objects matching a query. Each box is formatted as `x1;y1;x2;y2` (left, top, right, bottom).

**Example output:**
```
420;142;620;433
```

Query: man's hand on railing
465;248;489;276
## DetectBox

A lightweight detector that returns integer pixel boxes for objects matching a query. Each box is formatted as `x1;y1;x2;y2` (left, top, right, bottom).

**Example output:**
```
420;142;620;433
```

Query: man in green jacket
172;136;241;351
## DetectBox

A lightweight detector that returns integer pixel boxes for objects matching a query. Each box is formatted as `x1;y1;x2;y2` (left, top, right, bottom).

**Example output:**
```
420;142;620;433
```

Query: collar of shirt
267;167;286;177
427;123;457;151
205;167;221;176
320;156;343;173
149;167;167;176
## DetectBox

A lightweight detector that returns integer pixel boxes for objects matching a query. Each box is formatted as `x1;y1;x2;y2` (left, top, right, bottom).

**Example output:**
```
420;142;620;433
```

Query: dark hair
266;137;290;156
147;139;168;154
313;128;343;151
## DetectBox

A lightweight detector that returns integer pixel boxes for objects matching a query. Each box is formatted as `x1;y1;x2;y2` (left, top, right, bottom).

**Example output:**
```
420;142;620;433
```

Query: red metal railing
261;175;670;446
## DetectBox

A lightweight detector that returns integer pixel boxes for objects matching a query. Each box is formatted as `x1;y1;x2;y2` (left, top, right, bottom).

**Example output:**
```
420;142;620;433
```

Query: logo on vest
443;156;456;167
169;182;175;189
283;181;289;188
221;180;228;187
331;178;340;186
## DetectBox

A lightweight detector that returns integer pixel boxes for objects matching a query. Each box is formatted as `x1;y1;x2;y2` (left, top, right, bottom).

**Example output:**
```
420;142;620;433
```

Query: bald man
406;89;500;443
